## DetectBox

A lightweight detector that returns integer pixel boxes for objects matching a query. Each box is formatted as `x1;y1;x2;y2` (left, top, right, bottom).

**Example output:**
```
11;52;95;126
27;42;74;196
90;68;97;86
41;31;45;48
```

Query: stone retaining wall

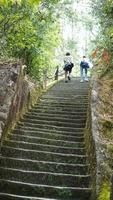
0;60;42;142
84;90;96;200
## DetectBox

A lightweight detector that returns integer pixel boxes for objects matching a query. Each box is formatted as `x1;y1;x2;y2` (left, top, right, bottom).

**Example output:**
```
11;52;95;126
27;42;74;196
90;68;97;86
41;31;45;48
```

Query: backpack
81;61;89;68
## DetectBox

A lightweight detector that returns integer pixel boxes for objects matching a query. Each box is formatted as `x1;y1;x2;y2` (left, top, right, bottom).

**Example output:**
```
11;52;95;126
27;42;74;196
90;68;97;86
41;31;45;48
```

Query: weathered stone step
38;101;88;105
39;100;88;105
0;193;84;200
40;94;88;99
9;132;84;143
38;100;88;106
1;146;87;164
0;179;92;199
0;167;91;187
23;113;86;122
29;110;87;118
47;94;88;97
23;115;86;124
43;85;89;89
13;128;84;138
7;134;84;148
17;121;86;130
30;109;87;116
34;103;88;109
24;112;87;120
40;97;88;103
43;88;88;93
44;82;88;88
18;119;86;129
31;107;87;113
35;102;88;106
15;125;84;135
4;139;85;154
0;156;89;175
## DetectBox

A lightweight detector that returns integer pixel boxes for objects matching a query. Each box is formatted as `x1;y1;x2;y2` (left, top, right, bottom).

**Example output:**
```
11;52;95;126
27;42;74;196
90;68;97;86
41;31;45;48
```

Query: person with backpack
63;52;74;83
80;56;89;82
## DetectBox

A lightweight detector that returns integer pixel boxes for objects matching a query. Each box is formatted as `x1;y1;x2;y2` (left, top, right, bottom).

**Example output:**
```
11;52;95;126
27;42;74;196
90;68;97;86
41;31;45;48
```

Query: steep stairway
0;78;93;200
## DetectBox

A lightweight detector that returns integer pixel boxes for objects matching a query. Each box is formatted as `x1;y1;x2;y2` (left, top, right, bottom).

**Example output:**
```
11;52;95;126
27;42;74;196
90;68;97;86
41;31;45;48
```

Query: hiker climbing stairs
0;78;93;200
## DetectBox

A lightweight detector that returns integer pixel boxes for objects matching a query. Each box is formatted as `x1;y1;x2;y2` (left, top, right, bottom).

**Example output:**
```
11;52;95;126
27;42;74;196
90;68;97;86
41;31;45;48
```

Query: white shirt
64;55;73;64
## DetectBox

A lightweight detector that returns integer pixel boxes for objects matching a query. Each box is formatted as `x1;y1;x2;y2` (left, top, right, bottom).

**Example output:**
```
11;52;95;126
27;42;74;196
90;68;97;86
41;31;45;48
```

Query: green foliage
97;182;110;200
1;0;94;81
0;0;61;81
90;0;113;74
67;39;77;51
102;120;113;130
0;0;41;6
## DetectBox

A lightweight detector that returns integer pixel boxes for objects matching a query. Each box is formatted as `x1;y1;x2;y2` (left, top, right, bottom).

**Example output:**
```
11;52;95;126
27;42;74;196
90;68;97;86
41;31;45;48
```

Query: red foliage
91;47;98;58
102;49;109;65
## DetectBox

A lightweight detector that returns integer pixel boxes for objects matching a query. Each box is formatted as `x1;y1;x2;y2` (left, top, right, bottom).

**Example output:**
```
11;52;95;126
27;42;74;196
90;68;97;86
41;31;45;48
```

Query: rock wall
91;77;112;199
84;91;96;200
0;60;42;142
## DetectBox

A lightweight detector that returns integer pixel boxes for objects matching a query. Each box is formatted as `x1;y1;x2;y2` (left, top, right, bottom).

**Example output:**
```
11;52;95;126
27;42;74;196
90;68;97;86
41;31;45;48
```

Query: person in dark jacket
80;56;89;82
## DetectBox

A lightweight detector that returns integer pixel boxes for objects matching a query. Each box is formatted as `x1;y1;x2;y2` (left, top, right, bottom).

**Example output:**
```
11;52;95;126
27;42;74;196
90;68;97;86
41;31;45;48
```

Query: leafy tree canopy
90;0;113;76
0;0;61;80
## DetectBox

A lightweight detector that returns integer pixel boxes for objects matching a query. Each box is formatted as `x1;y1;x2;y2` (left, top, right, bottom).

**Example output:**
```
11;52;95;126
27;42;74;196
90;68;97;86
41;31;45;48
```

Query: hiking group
63;53;89;83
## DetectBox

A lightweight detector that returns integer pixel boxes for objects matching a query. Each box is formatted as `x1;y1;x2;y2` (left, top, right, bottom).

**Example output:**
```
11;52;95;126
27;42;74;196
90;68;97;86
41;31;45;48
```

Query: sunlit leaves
0;0;61;80
29;0;40;4
0;0;21;5
0;0;8;5
0;0;41;6
90;0;113;74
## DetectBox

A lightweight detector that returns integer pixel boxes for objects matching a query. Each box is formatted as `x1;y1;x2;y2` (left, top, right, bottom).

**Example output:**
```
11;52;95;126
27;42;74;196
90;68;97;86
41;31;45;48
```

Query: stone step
31;107;87;113
45;84;89;89
40;99;88;105
18;120;86;129
40;93;88;98
17;121;86;130
45;86;88;89
46;86;88;89
6;135;84;148
22;113;86;122
30;109;87;116
0;156;89;175
43;83;88;88
15;125;85;135
1;146;87;164
4;139;85;154
49;92;89;94
43;88;88;91
9;132;84;143
34;104;88;109
0;167;91;187
24;112;87;120
38;100;88;105
12;128;84;138
0;193;85;200
35;101;88;106
23;115;86;124
0;179;92;199
38;101;88;106
44;88;88;92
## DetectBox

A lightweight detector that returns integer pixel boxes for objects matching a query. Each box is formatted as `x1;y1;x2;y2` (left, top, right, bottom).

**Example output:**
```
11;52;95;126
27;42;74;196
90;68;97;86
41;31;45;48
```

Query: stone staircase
0;78;93;200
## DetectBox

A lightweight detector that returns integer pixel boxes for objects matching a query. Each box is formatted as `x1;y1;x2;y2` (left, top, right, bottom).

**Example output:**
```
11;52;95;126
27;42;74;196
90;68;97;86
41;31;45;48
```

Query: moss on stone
101;120;113;130
97;182;110;200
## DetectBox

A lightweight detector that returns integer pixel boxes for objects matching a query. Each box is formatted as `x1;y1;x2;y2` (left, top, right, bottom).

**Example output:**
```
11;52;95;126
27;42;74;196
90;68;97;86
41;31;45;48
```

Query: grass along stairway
0;78;95;200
